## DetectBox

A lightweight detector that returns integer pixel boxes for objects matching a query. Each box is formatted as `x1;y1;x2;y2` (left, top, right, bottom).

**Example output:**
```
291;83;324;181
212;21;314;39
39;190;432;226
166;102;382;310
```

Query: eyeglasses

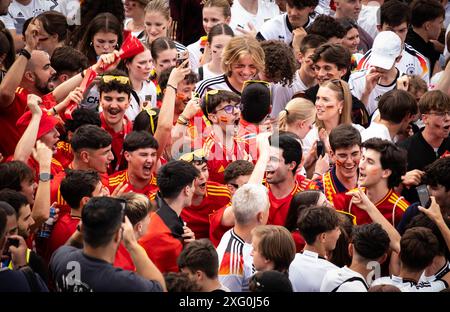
215;103;241;114
179;149;206;162
102;75;130;84
427;111;450;118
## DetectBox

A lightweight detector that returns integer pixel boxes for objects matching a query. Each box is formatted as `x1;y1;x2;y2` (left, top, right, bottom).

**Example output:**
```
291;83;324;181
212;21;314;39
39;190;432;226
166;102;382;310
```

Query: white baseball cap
370;31;402;70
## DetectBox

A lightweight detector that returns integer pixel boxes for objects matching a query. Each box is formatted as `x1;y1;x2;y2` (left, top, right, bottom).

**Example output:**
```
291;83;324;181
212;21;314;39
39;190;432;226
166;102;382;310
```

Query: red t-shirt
114;243;135;272
203;132;251;184
208;203;232;247
0;87;56;158
108;170;158;199
181;181;231;239
266;181;304;226
237;119;262;160
334;188;410;226
100;112;132;174
46;213;80;263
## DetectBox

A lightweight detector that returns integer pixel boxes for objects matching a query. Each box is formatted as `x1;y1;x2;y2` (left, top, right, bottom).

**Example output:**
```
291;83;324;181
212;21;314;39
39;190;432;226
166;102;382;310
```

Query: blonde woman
302;79;364;176
195;36;265;97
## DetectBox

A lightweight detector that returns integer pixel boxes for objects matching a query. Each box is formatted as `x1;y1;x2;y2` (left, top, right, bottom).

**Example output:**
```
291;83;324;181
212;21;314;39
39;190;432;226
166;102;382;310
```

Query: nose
108;151;114;161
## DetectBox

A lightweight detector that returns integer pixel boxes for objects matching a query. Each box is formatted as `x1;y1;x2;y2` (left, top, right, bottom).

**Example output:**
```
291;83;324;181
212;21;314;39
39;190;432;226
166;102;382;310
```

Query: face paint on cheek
219;116;229;123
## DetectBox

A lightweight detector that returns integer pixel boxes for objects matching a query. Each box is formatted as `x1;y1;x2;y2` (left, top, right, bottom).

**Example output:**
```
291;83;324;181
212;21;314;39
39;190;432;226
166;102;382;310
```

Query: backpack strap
198;66;204;81
20;266;40;292
331;276;369;292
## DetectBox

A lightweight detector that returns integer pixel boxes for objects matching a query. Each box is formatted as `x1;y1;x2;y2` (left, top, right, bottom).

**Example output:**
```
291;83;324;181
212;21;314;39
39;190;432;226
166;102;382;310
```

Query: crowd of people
0;0;450;293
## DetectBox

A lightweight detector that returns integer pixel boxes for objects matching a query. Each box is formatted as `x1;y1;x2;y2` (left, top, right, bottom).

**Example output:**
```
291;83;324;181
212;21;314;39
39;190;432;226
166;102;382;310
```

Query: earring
116;43;119;49
339;108;342;114
90;42;93;46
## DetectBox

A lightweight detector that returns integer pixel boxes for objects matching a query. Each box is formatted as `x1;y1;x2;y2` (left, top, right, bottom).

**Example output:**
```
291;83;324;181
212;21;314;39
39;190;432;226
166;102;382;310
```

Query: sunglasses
242;79;270;90
179;149;206;162
336;210;357;225
215;103;242;114
144;107;157;134
102;75;130;85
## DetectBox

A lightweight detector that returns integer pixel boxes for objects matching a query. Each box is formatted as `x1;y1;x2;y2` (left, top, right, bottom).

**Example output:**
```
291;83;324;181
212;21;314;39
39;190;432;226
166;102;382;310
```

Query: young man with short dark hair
98;69;134;173
178;238;229;292
46;170;105;263
108;131;159;198
257;0;319;44
361;89;418;142
289;206;341;292
178;150;231;239
311;124;361;208
405;0;445;77
50;196;165;291
139;160;200;273
372;227;450;291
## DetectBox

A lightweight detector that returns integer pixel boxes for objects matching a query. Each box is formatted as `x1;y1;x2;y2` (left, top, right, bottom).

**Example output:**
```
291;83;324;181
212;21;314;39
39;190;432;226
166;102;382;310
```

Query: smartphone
316;140;325;158
176;52;188;68
416;184;431;208
2;238;19;257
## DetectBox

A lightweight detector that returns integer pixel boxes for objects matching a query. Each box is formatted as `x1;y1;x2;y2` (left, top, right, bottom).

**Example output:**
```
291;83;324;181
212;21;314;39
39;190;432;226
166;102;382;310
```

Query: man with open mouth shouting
179;149;231;240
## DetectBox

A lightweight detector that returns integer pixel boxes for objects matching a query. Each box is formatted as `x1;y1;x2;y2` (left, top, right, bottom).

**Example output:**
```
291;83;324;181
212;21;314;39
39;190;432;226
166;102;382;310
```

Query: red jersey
53;141;74;168
100;112;132;174
27;156;64;179
187;112;212;149
208;203;233;247
203;132;251;184
265;181;304;226
114;243;135;272
0;87;56;158
181;181;231;239
334;188;410;226
237;119;261;160
139;197;184;273
311;166;355;207
46;213;80;263
108;170;158;199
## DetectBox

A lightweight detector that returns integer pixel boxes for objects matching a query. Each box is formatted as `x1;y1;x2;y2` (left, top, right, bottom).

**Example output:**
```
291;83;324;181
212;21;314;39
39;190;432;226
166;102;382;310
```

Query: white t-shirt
349;68;402;116
195;74;240;97
124;18;145;39
217;229;254;292
289;250;338;292
372;275;448;292
54;0;80;26
229;0;280;34
187;38;203;71
127;80;158;121
320;266;369;292
270;71;309;118
1;0;57;33
361;122;392;142
420;260;450;284
358;4;379;40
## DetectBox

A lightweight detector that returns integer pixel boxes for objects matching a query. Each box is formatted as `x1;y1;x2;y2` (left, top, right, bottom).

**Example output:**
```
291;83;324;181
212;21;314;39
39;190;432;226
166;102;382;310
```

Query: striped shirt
217;229;254;292
195;74;241;98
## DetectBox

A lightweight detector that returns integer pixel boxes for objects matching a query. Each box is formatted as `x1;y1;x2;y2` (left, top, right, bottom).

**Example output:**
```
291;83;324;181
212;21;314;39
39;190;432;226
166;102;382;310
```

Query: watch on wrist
39;172;53;182
18;49;32;60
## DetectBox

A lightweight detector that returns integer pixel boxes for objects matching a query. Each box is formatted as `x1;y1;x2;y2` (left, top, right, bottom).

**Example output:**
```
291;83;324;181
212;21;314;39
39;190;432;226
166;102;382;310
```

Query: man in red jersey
50;125;113;215
139;161;199;273
108;131;158;198
179;149;231;239
310;125;361;208
98;70;134;173
46;170;106;263
337;138;409;226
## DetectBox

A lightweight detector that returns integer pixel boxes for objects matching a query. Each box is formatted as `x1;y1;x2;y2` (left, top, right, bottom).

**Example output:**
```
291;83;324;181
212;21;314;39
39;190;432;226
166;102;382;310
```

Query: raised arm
248;132;271;185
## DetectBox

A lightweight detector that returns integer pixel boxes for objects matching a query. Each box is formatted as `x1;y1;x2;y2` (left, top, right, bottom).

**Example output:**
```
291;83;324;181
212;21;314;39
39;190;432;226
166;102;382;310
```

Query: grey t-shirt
50;246;163;292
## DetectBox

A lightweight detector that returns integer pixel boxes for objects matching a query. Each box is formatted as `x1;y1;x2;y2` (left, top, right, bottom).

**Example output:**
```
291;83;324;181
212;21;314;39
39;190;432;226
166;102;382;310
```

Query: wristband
313;172;322;176
80;69;85;78
18;49;31;60
52;107;57;115
166;84;177;92
176;117;189;126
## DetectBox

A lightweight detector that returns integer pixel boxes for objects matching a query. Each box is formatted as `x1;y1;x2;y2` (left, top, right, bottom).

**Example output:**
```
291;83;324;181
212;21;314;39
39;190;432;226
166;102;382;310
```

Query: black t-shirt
0;267;49;292
49;246;163;292
398;129;450;202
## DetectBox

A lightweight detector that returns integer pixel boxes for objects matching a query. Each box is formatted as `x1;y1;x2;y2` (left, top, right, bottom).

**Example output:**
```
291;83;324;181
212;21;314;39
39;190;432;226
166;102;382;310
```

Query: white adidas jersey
372;275;448;292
